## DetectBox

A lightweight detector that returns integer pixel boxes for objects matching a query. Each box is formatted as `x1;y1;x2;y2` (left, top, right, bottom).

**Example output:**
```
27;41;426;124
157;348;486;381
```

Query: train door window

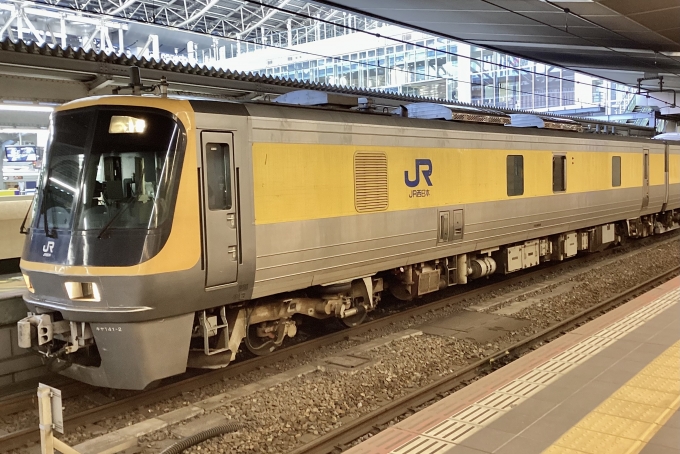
552;155;566;192
612;156;621;187
438;211;450;243
643;150;649;181
205;143;231;210
507;155;524;196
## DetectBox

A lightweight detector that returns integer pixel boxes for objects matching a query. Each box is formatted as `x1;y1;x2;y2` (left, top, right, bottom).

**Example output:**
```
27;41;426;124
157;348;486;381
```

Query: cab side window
553;155;566;192
612;156;621;187
507;155;524;196
205;143;231;210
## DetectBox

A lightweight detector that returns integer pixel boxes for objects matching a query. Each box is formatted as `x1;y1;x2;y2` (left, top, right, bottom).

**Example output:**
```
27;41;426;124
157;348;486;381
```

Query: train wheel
389;284;414;301
244;319;298;356
341;279;370;327
244;323;279;356
340;304;366;327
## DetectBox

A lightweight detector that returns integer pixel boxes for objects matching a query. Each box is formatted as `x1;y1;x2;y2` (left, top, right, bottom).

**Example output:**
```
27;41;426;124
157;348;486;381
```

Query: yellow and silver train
16;91;680;389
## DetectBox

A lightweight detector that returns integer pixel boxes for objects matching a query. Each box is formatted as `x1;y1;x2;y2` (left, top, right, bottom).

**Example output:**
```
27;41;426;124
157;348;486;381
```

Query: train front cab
15;97;216;389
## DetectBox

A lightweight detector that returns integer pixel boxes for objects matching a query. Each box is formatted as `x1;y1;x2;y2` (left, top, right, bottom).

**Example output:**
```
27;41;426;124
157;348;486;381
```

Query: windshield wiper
97;197;137;239
19;196;35;235
40;186;57;239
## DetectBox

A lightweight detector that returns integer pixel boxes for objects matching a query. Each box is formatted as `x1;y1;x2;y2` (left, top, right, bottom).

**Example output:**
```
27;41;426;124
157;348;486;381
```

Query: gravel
140;334;477;454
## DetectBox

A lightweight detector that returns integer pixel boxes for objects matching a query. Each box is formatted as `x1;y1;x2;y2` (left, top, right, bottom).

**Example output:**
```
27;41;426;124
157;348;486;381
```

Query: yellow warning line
543;340;680;454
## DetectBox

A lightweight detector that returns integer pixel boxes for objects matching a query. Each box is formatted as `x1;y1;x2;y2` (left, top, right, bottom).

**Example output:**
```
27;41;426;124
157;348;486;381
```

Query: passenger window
507;155;524;196
552;155;566;192
205;143;231;210
612;156;621;187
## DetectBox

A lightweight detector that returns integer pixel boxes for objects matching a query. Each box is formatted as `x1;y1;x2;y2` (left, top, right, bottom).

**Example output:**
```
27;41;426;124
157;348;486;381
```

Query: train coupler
18;313;94;355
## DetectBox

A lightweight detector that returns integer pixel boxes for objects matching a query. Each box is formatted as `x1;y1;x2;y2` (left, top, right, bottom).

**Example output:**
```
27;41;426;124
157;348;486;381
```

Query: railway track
0;237;676;452
288;265;680;454
0;380;87;415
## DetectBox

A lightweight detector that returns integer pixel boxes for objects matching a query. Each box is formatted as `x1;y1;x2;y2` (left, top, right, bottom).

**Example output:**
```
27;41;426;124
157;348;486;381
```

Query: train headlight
108;115;146;134
22;274;34;293
65;282;101;302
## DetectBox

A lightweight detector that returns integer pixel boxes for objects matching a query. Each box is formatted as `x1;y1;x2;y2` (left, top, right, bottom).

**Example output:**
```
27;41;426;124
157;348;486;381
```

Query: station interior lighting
0;104;55;113
0;128;48;134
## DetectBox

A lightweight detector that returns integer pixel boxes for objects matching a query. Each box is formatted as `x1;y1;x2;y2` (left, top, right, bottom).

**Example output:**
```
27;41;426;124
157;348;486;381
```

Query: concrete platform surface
347;276;680;454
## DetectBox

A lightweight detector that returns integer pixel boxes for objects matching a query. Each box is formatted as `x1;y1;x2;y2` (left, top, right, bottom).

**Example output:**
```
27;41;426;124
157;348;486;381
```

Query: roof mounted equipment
505;114;545;128
273;90;358;107
112;66;169;97
396;103;453;120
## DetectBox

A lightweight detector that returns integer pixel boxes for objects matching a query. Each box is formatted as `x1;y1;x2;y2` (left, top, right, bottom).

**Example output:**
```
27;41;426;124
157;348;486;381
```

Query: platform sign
38;383;64;434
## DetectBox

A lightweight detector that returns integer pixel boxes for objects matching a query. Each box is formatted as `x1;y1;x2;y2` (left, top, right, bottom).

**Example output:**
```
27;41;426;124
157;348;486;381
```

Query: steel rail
0;236;675;451
288;265;680;454
0;380;87;415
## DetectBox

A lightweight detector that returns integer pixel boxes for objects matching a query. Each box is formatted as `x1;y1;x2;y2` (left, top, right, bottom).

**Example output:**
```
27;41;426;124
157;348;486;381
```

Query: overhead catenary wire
237;0;674;107
541;0;680;69
29;0;643;104
0;9;596;108
11;0;666;108
32;0;674;108
215;32;604;108
480;0;680;78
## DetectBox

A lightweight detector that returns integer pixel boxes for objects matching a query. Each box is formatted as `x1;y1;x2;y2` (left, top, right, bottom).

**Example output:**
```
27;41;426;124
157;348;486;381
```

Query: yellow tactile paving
627;374;680;393
546;427;638;454
651;354;680;369
611;386;678;408
595;398;667;424
543;340;680;454
639;364;680;381
542;448;585;454
575;413;651;440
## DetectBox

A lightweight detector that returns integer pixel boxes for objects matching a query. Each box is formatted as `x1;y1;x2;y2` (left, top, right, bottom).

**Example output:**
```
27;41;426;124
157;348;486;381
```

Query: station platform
0;273;26;326
347;276;680;454
0;273;24;297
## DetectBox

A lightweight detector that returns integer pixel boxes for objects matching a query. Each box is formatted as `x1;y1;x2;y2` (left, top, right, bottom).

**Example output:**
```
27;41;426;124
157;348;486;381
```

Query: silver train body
16;95;680;389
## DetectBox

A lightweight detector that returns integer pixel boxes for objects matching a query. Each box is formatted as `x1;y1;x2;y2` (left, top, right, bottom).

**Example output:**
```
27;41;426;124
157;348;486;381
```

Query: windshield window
36;111;90;229
34;107;184;233
77;110;183;231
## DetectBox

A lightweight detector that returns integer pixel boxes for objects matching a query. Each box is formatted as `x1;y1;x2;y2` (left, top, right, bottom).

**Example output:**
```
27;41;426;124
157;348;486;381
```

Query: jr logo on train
405;159;433;198
405;159;433;187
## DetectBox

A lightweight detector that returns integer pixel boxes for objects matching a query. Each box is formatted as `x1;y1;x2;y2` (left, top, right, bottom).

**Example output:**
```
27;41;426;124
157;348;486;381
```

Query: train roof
186;94;678;146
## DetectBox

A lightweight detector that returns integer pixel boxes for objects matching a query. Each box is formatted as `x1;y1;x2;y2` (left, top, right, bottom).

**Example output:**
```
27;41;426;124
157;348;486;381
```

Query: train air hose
159;422;246;454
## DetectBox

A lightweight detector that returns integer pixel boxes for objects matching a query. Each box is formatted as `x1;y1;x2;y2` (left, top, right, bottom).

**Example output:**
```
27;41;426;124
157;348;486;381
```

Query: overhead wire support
2;0;668;109
235;0;668;107
481;0;680;79
637;75;677;109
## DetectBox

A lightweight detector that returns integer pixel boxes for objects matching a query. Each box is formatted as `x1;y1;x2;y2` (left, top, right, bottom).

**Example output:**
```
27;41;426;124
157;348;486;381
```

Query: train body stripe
252;143;659;225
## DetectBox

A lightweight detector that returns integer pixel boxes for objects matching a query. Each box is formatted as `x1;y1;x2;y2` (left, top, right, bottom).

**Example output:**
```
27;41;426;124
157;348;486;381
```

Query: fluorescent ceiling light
0;128;48;134
0;104;54;113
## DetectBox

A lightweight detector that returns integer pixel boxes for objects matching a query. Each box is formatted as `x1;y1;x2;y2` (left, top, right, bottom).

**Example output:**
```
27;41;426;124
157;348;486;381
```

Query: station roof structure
0;0;678;121
316;0;680;90
5;0;679;93
4;0;380;51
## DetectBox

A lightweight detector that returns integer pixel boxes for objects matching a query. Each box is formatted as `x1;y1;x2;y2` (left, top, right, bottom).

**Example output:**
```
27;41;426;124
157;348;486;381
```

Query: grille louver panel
354;152;388;213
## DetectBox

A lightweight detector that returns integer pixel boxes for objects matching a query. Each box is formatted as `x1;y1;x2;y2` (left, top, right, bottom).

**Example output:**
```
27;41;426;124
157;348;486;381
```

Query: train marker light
23;274;35;293
109;115;146;134
64;282;101;301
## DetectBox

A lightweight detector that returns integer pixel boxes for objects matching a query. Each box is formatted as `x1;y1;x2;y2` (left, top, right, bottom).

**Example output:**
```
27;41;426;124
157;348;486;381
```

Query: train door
201;131;238;287
642;148;650;210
